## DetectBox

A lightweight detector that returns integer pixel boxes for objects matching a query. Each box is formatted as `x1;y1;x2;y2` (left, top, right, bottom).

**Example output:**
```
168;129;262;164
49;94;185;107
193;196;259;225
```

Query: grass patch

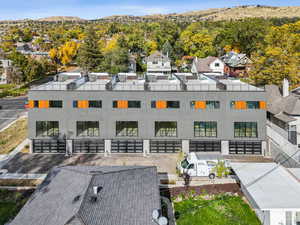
0;189;33;224
174;194;261;225
0;179;42;187
0;118;27;154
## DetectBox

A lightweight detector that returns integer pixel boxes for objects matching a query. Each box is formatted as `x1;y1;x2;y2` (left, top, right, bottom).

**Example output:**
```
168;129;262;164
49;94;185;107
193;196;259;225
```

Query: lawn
0;118;27;154
174;194;261;225
0;189;33;225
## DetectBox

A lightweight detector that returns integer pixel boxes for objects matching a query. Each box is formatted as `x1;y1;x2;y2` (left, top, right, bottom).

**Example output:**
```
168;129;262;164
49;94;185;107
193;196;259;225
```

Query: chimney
283;78;289;97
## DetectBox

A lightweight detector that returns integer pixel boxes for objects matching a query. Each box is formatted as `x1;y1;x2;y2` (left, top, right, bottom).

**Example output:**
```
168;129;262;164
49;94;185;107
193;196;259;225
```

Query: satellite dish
152;209;160;220
158;217;168;225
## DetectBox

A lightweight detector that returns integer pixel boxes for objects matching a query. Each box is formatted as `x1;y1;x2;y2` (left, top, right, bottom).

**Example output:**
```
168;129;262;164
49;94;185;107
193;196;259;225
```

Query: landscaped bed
174;194;260;225
0;118;27;154
0;189;33;225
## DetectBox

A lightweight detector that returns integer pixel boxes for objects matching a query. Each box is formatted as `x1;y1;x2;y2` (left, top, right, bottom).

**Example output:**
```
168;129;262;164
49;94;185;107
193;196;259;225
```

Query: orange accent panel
117;100;128;109
28;100;34;108
78;100;88;108
195;101;206;109
259;101;266;109
39;100;49;108
235;101;246;110
156;101;167;109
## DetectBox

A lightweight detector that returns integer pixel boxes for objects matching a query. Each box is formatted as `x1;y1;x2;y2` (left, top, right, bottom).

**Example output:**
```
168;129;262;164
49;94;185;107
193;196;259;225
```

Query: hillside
101;5;300;22
37;16;85;22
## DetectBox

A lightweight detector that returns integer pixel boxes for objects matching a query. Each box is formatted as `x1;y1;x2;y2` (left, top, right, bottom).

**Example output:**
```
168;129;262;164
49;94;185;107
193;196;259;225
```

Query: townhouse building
27;72;267;155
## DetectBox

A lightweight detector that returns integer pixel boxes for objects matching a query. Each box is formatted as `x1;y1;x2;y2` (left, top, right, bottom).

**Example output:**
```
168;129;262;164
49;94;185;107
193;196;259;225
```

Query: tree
76;27;103;72
98;47;129;74
247;21;300;87
180;25;217;58
214;19;269;56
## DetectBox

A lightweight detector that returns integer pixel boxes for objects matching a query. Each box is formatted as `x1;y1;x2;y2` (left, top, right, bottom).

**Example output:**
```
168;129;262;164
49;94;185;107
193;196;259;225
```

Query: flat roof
29;72;265;92
231;163;300;210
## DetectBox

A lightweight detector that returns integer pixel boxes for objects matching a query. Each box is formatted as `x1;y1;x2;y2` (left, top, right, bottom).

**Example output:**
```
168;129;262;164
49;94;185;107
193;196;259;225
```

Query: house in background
221;51;252;77
146;51;171;74
191;56;224;76
266;79;300;167
11;166;163;225
232;162;300;225
128;54;136;73
0;59;12;84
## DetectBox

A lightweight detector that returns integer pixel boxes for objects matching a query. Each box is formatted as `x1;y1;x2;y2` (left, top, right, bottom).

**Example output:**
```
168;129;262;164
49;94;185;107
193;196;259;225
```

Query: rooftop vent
73;195;81;203
93;186;103;195
90;196;98;203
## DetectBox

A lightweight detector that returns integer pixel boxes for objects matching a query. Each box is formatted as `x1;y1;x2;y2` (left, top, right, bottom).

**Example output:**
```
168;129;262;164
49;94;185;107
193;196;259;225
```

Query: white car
177;153;230;179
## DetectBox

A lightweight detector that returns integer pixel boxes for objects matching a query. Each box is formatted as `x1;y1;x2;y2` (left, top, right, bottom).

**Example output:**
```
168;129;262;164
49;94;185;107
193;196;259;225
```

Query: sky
0;0;300;20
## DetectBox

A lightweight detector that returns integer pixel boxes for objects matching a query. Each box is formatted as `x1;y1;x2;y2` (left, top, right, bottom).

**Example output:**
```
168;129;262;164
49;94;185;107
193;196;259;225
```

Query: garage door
33;139;66;153
190;140;221;152
150;140;181;153
111;140;143;153
73;139;104;153
229;141;262;155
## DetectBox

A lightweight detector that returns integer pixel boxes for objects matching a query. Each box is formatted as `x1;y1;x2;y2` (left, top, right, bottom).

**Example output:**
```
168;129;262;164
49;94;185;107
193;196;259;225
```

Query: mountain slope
37;16;85;22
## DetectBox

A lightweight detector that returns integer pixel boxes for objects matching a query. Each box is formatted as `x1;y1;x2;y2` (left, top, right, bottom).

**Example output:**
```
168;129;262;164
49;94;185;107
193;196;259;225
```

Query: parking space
2;153;179;174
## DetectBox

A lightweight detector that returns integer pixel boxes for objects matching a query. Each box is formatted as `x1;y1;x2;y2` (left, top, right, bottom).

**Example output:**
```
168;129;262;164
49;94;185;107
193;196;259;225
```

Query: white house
0;59;12;84
266;79;300;166
146;51;171;74
191;56;224;75
232;162;300;225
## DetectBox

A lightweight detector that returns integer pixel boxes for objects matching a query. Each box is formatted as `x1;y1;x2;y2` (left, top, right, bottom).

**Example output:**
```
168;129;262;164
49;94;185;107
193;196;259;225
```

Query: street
0;96;27;131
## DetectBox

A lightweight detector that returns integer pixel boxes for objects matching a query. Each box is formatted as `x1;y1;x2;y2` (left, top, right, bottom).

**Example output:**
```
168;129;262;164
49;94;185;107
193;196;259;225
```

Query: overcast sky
0;0;300;20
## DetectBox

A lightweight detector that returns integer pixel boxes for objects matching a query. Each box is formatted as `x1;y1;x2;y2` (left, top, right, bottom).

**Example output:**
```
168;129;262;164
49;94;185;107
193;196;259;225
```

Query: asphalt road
0;96;27;131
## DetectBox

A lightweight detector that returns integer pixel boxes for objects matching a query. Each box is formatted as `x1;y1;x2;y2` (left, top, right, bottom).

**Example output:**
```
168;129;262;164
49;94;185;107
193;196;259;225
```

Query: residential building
27;72;267;155
221;51;252;77
11;166;162;225
266;79;300;167
191;56;224;75
128;54;136;73
146;51;171;74
232;163;300;225
0;59;12;84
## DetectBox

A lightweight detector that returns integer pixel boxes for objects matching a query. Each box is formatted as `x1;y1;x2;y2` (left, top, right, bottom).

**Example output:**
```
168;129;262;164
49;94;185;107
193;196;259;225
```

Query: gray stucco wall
28;90;266;141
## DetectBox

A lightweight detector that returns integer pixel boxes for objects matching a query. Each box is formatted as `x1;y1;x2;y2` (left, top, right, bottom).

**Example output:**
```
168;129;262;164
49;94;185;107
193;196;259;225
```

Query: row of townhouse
27;72;267;155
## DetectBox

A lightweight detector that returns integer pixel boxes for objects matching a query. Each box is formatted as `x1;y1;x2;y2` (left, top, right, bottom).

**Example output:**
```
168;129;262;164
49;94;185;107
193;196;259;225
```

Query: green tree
76;27;103;72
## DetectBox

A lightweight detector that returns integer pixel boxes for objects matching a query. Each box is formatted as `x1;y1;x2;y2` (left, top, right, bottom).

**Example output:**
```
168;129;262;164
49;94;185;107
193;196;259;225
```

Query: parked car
177;153;230;179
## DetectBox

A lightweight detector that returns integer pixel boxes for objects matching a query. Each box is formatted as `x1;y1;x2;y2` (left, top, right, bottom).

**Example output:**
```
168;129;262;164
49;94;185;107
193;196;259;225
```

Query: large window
246;101;259;109
73;100;102;108
36;121;59;137
77;121;99;137
234;122;258;138
155;121;177;137
190;101;220;109
113;101;141;108
88;101;102;108
151;101;180;109
116;121;138;137
49;100;63;108
194;121;217;137
231;101;265;110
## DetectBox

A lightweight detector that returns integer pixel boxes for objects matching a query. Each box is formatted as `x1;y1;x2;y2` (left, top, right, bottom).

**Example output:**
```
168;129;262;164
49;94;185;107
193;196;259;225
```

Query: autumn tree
180;23;217;58
247;21;300;87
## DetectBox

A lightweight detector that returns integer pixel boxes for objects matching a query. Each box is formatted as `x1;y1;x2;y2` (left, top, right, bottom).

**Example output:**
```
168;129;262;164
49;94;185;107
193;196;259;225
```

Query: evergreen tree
76;27;103;72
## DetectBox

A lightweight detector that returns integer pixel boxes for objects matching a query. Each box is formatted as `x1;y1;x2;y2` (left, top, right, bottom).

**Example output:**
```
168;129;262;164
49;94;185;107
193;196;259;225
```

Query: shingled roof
146;51;170;63
193;56;219;73
11;166;160;225
266;85;300;122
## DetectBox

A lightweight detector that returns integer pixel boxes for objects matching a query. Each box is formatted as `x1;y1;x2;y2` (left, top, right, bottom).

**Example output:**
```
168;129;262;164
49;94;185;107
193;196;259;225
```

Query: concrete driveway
2;153;180;174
